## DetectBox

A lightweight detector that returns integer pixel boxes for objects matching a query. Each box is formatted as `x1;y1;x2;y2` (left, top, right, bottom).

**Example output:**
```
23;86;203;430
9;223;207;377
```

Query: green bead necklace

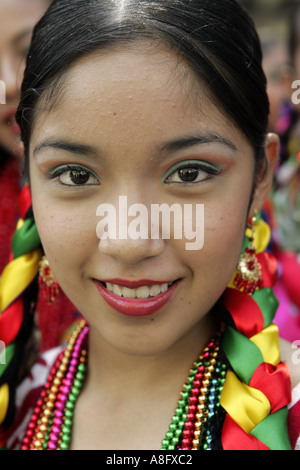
21;322;226;450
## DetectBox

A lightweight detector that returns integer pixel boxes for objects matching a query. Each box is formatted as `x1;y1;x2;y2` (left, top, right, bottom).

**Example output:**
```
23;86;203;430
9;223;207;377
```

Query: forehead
31;43;242;153
35;43;214;123
52;43;198;110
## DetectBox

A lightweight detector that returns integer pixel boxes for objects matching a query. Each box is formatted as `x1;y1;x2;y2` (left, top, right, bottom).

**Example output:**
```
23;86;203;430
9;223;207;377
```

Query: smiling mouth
95;279;179;317
101;281;175;299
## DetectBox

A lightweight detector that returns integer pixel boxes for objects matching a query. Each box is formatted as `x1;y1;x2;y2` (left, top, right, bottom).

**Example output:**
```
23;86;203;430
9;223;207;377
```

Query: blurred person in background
0;0;50;273
0;0;80;351
261;1;300;343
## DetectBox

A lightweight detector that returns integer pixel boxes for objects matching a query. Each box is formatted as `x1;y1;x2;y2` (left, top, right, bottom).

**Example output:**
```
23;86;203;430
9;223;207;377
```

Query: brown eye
164;160;221;185
50;165;100;186
69;169;90;185
178;167;200;182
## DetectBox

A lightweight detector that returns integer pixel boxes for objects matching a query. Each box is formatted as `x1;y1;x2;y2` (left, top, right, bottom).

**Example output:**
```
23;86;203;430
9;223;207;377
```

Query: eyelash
164;160;222;184
49;164;101;186
48;160;221;187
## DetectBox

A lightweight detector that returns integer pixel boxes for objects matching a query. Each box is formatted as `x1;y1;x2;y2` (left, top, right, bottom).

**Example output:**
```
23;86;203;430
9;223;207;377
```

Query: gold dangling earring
234;213;263;295
38;256;60;304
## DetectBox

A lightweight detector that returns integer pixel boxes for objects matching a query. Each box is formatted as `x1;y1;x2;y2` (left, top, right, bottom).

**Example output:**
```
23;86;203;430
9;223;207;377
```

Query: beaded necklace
21;321;226;450
21;321;88;450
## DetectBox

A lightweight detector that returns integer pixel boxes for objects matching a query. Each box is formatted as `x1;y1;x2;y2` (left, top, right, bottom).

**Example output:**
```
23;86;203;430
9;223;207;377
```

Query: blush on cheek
205;222;245;274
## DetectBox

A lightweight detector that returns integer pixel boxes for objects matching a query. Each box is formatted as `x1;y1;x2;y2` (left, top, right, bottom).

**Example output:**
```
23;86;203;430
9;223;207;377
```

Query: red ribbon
223;288;264;338
0;297;23;345
257;252;278;288
221;415;270;450
249;362;291;413
19;185;32;220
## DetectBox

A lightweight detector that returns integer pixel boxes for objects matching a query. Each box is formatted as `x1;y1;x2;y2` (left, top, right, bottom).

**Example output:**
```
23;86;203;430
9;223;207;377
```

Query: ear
248;132;279;218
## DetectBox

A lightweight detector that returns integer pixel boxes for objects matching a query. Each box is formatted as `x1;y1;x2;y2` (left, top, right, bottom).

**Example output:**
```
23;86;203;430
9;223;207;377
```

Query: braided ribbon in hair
0;184;293;450
220;216;292;450
0;185;41;430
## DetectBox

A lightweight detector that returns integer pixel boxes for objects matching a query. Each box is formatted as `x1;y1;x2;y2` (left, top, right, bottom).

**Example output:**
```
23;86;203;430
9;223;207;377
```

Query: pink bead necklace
21;321;88;450
21;321;225;450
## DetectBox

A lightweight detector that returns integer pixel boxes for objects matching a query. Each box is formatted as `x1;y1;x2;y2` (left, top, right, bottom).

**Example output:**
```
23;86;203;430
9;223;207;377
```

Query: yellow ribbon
247;218;270;254
0;249;41;312
0;383;9;424
220;370;271;433
16;219;24;231
250;324;280;366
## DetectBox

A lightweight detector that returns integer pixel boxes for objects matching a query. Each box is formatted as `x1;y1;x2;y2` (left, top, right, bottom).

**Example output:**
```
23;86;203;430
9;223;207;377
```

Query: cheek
206;218;244;270
186;200;247;285
32;197;98;275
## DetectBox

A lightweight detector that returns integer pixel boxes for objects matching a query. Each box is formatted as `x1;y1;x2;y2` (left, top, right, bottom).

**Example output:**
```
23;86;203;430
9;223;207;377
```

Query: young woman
0;0;298;450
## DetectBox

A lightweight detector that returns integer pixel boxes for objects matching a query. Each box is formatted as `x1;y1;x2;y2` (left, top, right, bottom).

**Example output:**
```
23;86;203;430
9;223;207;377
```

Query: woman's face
29;44;275;358
0;0;47;157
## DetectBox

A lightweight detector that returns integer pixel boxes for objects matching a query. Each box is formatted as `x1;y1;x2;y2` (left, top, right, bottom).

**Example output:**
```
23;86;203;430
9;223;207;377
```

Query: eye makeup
163;159;223;184
48;164;101;186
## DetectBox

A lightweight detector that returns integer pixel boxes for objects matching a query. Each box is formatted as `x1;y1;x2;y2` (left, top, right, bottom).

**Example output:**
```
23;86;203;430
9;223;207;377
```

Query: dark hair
17;0;269;178
3;2;292;449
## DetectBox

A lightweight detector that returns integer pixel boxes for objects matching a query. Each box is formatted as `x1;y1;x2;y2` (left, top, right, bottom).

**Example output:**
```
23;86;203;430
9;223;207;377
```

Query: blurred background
238;0;300;342
239;0;294;29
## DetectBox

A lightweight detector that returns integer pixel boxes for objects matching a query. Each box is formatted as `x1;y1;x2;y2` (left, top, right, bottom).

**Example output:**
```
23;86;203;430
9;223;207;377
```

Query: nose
99;235;164;266
96;196;165;265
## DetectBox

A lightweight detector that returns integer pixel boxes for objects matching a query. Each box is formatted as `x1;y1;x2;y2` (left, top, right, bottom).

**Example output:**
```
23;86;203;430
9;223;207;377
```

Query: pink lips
94;278;178;317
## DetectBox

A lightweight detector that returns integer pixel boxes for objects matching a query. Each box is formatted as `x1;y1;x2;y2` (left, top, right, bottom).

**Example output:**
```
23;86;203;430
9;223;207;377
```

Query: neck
74;318;224;450
86;311;218;399
20;318;225;450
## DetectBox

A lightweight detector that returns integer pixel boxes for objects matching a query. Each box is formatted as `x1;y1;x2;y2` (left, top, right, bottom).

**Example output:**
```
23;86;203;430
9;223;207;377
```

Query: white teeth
112;284;122;297
105;282;173;299
136;286;150;298
149;285;160;296
122;287;136;298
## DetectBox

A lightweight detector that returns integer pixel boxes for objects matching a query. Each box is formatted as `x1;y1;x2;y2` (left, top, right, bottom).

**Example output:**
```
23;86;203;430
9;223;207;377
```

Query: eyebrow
33;138;99;158
158;132;238;154
33;131;238;161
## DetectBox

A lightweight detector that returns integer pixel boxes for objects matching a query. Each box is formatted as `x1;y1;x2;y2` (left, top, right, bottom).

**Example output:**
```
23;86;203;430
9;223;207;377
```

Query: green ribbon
0;344;15;379
251;407;292;450
222;326;264;385
11;218;40;259
252;288;279;328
